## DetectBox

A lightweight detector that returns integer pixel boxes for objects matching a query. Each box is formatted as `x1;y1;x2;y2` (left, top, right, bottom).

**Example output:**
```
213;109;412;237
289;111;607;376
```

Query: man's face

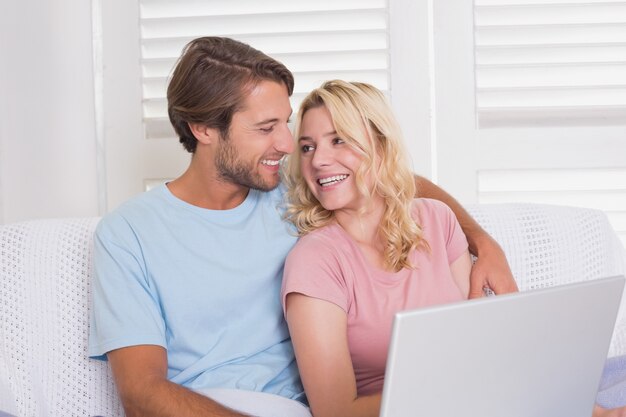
215;80;294;191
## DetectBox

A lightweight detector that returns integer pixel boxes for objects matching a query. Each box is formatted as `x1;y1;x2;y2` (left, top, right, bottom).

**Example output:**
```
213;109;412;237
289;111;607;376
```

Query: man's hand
468;235;518;299
413;175;519;298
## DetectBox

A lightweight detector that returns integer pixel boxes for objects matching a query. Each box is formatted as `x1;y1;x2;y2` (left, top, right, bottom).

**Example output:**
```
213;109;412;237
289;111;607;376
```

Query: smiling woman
281;80;472;417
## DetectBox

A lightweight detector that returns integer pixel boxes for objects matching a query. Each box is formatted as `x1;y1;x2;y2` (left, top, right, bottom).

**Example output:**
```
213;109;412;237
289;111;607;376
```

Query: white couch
1;204;625;417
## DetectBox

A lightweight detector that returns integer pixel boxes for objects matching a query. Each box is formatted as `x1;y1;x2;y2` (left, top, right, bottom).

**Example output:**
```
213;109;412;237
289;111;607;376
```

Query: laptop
380;275;625;417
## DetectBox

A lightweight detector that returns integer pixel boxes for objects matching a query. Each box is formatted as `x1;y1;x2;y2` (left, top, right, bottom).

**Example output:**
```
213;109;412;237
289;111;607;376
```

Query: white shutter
429;0;626;249
139;0;391;141
469;0;626;248
474;0;626;128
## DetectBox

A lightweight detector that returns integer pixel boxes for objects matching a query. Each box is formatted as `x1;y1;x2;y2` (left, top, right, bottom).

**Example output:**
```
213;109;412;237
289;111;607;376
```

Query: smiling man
88;37;517;417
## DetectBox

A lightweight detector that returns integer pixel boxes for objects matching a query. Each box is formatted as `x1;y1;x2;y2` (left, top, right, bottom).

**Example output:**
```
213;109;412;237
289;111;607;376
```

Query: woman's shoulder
289;223;345;254
411;198;455;220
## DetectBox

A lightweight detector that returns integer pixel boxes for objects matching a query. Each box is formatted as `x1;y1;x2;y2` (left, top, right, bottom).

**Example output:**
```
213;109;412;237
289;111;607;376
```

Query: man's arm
108;345;250;417
415;175;519;298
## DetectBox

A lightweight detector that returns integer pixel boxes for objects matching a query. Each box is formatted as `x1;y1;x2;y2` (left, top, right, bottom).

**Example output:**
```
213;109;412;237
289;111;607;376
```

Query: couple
88;37;617;417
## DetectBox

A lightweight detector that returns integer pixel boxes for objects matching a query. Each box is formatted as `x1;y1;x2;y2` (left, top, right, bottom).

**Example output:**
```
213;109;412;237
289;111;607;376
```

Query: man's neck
167;164;250;211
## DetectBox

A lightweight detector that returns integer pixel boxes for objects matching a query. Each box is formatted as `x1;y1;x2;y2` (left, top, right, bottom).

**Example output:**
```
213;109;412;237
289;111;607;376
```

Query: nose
275;124;295;155
311;142;331;168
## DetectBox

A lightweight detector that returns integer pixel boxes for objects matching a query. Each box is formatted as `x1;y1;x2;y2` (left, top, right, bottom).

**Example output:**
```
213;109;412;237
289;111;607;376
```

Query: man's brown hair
167;37;295;153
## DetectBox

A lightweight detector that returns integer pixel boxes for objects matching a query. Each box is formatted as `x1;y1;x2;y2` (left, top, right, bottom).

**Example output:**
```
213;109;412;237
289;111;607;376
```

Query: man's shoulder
96;186;168;236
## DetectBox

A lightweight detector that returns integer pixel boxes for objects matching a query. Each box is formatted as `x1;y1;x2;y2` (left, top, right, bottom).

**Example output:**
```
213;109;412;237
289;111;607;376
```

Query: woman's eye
333;137;345;145
301;145;314;153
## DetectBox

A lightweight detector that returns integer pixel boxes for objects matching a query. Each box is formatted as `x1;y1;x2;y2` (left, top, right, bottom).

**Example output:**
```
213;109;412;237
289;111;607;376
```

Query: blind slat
477;106;626;127
477;86;626;106
476;44;626;65
476;24;626;46
477;0;626;5
141;10;388;39
476;63;626;88
141;0;385;19
478;168;626;191
141;32;389;59
476;3;626;26
143;49;389;78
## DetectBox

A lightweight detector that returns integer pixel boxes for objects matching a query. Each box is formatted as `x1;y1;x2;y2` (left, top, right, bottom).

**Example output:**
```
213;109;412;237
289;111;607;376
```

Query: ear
188;123;219;146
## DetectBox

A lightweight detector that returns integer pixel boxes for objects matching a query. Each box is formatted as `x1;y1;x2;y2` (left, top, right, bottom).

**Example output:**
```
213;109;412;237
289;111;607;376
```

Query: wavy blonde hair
283;80;428;272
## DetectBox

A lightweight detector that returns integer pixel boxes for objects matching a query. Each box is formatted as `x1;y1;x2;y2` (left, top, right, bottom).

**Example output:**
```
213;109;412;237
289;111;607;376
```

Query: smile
261;159;281;166
318;175;348;187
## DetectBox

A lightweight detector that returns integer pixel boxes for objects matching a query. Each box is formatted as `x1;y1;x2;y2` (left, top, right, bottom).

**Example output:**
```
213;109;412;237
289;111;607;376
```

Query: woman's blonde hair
283;80;428;272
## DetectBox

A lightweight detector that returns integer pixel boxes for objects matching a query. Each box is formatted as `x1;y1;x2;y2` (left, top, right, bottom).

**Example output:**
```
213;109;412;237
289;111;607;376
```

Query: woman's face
297;105;370;213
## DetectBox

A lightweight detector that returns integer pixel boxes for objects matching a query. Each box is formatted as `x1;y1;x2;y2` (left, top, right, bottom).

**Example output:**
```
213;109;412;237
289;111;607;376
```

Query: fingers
468;270;487;299
489;274;519;295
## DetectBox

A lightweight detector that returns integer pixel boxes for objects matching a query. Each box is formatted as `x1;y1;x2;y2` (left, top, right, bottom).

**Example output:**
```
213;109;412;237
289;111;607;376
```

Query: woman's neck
334;198;387;268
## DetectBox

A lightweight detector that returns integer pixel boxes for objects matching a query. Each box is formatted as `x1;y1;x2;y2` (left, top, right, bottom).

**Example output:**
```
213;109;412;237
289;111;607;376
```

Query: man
89;37;517;416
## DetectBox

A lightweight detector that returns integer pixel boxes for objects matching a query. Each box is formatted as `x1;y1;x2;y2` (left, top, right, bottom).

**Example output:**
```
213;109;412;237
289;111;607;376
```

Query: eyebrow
298;130;337;142
253;118;279;126
253;110;293;127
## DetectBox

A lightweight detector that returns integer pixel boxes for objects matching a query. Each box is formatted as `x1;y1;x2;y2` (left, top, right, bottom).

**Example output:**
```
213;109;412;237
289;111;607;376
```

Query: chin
253;177;281;192
319;201;343;212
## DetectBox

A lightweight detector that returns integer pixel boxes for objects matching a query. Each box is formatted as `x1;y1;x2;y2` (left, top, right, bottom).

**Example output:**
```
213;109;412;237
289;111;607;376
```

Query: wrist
467;230;499;257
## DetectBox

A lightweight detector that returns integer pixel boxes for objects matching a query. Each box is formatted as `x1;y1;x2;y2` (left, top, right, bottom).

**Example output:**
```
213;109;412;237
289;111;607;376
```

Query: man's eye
301;145;314;153
260;126;274;133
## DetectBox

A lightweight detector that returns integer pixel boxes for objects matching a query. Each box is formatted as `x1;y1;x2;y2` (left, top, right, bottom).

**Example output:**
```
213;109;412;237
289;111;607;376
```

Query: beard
214;137;281;192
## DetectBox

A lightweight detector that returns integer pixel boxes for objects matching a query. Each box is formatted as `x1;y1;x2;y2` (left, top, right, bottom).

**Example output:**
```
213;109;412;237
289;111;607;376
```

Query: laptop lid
380;275;625;417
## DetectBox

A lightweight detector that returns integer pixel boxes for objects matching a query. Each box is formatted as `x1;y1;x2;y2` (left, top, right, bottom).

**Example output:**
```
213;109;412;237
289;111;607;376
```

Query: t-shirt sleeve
418;199;469;265
88;215;166;360
281;234;350;315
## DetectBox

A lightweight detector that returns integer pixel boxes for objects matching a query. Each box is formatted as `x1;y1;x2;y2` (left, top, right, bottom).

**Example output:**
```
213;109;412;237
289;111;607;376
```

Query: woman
281;80;471;417
281;80;626;417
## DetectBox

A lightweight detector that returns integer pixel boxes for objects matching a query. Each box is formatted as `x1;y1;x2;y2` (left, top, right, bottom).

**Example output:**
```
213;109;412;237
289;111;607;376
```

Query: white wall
0;0;99;224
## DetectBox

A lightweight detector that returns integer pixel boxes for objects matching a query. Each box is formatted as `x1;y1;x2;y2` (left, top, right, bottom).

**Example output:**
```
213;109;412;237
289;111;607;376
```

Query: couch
1;203;625;416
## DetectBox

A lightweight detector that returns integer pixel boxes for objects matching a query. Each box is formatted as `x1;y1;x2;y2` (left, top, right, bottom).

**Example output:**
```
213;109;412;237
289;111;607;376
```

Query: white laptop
380;275;625;417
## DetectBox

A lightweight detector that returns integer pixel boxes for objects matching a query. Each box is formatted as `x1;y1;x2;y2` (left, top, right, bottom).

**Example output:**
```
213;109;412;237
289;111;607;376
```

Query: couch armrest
0;218;124;417
466;203;626;356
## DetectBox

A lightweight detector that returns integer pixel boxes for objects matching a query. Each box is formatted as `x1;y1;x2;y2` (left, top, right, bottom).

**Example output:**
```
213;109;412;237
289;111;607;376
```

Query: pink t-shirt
281;198;469;396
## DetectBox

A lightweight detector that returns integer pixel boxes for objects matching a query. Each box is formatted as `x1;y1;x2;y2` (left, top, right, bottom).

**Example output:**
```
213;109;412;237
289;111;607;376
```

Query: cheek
299;157;311;176
299;159;317;188
345;151;365;172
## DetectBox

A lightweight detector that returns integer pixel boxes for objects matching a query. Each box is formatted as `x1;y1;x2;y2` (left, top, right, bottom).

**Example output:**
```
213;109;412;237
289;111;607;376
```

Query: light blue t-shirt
88;184;304;400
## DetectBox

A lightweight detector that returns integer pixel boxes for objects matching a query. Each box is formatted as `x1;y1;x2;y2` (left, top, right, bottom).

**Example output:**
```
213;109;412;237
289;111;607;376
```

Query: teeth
261;159;281;166
318;175;348;187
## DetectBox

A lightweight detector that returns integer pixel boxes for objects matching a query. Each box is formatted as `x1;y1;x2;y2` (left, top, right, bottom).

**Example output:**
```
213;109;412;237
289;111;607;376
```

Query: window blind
474;0;626;128
139;0;391;140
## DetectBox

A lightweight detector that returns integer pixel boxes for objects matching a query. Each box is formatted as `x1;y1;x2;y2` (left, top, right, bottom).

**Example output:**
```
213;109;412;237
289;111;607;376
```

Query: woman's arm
285;293;381;417
450;249;472;299
415;175;518;298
